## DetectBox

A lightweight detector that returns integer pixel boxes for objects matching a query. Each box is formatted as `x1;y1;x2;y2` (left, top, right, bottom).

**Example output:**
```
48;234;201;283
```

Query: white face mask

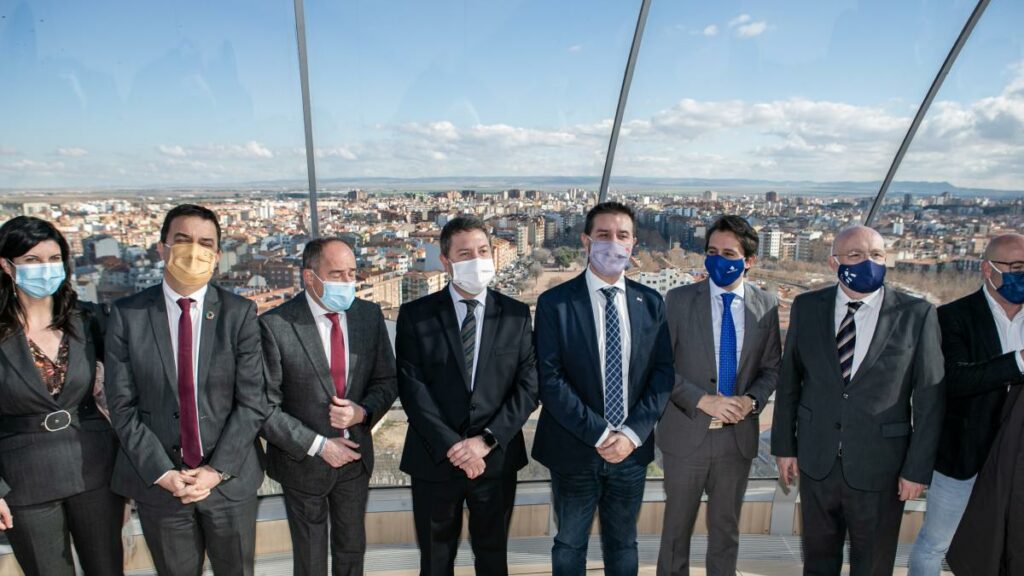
451;257;496;295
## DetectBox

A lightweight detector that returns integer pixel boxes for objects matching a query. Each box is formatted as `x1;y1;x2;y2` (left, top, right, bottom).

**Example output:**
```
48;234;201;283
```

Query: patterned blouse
27;335;69;397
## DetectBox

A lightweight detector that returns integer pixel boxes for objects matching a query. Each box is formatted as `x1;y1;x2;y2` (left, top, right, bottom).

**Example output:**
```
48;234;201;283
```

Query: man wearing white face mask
259;237;397;576
396;216;538;576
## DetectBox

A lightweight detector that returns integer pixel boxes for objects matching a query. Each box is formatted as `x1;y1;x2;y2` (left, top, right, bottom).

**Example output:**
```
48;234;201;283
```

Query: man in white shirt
260;237;398;576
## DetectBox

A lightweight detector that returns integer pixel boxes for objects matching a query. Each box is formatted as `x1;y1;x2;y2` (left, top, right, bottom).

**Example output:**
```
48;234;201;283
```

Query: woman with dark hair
0;216;124;575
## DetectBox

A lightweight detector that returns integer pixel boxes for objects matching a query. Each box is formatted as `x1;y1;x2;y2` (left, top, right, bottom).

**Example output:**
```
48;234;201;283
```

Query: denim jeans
550;459;647;576
908;471;977;576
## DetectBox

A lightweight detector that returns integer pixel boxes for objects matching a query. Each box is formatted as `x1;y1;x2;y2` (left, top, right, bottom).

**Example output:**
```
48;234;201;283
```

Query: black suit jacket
260;293;398;494
531;273;674;474
935;288;1024;480
396;286;538;482
771;285;945;491
105;283;267;505
0;305;115;506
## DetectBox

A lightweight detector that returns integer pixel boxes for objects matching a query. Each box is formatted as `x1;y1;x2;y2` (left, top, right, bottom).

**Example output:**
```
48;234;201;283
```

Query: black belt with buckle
0;408;79;433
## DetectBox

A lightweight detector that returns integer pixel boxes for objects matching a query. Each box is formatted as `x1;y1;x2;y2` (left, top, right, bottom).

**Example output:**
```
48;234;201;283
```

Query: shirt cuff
154;470;172;486
1016;350;1024;374
594;427;612;448
621;426;642;449
307;435;326;457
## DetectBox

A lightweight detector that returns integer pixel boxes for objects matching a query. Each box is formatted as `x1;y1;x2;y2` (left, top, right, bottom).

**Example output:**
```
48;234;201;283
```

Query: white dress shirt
450;283;487;390
305;290;352;455
982;284;1024;374
163;280;207;457
710;281;746;378
834;286;884;379
585;268;641;448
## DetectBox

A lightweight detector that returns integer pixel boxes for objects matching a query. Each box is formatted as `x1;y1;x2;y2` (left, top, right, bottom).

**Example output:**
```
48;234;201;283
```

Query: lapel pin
636;296;643;302
206;311;215;320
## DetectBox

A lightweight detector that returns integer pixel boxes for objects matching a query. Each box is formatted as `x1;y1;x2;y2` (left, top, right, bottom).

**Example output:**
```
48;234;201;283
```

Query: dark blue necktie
601;286;625;428
718;292;737;397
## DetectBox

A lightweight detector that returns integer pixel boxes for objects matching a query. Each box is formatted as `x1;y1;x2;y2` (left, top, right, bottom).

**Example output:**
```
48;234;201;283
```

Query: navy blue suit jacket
531;272;674;473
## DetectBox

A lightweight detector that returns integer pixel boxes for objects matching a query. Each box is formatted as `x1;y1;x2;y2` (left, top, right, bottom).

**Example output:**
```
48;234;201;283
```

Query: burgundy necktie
326;313;347;398
177;297;202;469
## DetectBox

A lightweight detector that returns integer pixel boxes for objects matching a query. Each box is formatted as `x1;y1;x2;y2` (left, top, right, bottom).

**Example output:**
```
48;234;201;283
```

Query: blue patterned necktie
718;292;737;397
601;286;625;428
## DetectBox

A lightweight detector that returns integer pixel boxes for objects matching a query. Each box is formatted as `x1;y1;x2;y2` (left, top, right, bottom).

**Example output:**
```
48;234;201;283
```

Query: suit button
834;423;842;430
470;403;477;411
173;412;180;419
842;393;849;399
172;444;180;451
710;378;717;383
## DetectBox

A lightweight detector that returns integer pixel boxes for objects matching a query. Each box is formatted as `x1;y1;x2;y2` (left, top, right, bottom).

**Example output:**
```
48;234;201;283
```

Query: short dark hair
584;202;636;236
440;216;490;258
704;215;759;258
0;216;78;342
160;204;222;248
302;237;354;271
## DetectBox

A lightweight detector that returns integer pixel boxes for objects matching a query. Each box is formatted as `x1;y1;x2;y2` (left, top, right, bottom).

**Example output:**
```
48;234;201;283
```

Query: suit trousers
799;459;905;576
5;485;125;576
411;473;517;576
282;466;370;576
136;488;258;576
657;425;753;576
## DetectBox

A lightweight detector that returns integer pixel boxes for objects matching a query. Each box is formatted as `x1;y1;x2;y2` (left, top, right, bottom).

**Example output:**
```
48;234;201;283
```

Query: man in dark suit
533;201;674;576
260;237;398;576
106;204;267;576
910;233;1024;576
396;216;538;576
772;225;944;576
657;215;781;576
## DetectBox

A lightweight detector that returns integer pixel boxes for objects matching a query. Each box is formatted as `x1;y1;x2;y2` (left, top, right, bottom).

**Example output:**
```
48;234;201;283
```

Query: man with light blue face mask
772;225;944;576
259;238;398;576
656;215;781;576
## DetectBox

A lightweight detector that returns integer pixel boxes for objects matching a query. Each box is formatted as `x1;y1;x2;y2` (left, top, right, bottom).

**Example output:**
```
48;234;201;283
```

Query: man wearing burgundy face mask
772;225;944;576
533;201;673;576
105;204;267;576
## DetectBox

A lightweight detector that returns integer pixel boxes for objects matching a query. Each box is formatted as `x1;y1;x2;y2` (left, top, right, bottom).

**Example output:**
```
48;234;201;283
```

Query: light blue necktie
601;286;625;428
718;292;737;397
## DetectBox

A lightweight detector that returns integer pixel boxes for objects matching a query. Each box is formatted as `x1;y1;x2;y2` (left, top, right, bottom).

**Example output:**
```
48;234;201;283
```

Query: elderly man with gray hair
772;225;945;576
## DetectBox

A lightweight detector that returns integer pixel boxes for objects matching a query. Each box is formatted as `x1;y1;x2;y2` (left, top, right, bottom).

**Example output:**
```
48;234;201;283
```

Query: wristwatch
481;430;498;449
218;470;232;482
745;394;760;415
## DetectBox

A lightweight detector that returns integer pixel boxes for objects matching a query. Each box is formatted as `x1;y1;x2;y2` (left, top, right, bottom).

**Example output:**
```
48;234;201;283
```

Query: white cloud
157;145;189;158
316;147;358;161
728;14;752;28
702;25;719;37
568;44;583;53
237;141;273;159
56;147;88;157
735;21;767;38
0;146;17;155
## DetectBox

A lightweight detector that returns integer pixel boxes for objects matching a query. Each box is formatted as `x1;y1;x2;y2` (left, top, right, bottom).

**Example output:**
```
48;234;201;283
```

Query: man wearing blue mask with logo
772;225;944;576
533;201;673;576
396;216;538;576
915;234;1024;576
656;215;781;576
260;237;398;576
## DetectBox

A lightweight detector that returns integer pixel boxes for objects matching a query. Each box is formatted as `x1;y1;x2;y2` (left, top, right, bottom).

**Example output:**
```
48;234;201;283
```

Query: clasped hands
157;466;222;504
698;393;754;424
448;436;493;479
322;396;365;468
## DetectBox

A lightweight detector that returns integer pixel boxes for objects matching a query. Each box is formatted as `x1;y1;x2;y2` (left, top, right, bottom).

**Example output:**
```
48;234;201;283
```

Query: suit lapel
197;286;221;392
737;283;761;383
849;287;899;388
147;289;179;400
569;275;601;386
471;290;501;395
289;295;336;398
971;288;1005;358
58;313;90;409
625;282;645;392
0;329;55;405
818;286;846;384
694;281;716;381
437;287;471;390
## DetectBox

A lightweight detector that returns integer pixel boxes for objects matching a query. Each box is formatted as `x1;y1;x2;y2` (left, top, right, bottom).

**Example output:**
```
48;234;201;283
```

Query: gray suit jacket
260;293;398;494
657;280;781;460
105;284;267;505
771;285;945;491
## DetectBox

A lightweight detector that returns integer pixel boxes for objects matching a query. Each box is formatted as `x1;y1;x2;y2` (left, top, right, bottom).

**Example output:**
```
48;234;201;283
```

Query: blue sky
1;0;1021;189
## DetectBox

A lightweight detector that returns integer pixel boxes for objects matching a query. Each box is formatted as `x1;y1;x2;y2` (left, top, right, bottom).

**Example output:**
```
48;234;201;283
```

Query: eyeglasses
834;250;885;262
990;260;1024;273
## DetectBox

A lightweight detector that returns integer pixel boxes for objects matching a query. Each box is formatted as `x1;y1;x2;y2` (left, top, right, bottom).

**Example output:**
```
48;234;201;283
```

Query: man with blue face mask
917;234;1024;576
656;215;781;576
772;225;944;576
259;238;398;576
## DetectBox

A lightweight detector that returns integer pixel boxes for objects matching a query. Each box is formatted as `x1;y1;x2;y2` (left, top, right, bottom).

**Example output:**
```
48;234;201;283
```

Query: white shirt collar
710;279;745;301
983;282;1021;322
449;283;487;309
585;267;627;296
162;280;208;308
836;284;884;310
304;289;337;318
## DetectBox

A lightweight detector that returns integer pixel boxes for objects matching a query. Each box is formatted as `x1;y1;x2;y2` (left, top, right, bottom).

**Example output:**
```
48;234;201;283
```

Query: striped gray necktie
461;299;479;388
837;301;863;384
